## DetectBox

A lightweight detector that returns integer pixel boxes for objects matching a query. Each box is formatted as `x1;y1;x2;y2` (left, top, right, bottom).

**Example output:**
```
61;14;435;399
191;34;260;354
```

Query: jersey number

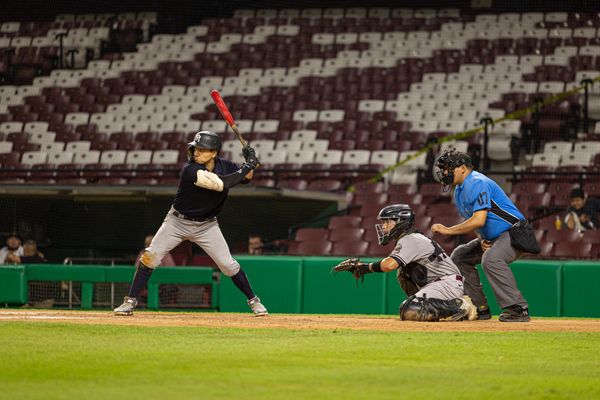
477;192;488;206
430;240;448;262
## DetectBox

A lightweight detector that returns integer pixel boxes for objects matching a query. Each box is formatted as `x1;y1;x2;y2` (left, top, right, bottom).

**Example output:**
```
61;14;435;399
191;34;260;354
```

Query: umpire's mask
375;204;415;245
434;149;473;192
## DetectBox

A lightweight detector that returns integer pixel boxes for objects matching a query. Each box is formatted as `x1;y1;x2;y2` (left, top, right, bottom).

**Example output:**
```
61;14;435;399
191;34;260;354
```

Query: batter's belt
171;208;214;222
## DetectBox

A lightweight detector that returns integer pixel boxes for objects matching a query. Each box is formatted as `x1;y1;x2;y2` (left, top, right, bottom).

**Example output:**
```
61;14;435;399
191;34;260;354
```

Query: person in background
564;188;599;232
0;233;24;264
136;234;176;268
6;239;46;264
247;234;264;255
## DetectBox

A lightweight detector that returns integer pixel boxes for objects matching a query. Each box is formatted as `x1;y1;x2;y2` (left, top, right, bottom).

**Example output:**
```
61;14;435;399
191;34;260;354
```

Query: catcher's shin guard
399;295;469;322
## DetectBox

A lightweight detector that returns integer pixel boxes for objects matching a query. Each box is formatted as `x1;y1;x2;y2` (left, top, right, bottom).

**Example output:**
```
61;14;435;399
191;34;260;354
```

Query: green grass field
1;321;599;400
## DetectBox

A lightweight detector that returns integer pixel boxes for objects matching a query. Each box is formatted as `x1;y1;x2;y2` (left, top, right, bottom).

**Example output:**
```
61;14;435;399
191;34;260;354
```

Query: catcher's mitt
332;258;372;283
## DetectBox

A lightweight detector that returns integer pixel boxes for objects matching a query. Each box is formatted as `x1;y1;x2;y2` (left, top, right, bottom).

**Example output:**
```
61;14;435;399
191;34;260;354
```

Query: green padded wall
104;266;135;282
147;267;214;309
0;260;595;316
302;257;387;314
476;260;563;317
219;256;304;313
26;264;105;282
0;266;27;304
562;261;600;318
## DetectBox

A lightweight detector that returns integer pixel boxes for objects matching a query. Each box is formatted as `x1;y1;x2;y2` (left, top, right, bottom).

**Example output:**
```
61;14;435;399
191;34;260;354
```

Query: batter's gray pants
450;231;527;309
144;211;240;277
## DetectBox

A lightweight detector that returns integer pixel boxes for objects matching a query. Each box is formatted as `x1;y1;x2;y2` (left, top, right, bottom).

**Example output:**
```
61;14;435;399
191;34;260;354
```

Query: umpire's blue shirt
454;170;524;240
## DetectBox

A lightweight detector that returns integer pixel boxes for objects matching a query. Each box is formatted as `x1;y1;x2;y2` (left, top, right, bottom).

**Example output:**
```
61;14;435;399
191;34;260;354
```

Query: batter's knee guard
139;250;160;269
399;295;468;322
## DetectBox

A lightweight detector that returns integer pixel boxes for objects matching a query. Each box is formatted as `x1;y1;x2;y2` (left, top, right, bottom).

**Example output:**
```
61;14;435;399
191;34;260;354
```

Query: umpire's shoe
499;305;530;322
247;296;268;316
114;296;138;316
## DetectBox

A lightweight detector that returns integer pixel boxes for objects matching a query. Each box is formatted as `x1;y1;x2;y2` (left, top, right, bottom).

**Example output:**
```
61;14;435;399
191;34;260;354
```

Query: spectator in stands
136;234;176;268
564;188;599;232
5;240;46;264
0;233;24;264
247;234;264;255
247;234;286;255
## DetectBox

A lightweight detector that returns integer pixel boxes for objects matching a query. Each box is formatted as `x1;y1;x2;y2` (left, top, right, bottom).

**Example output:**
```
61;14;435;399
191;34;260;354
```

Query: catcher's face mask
376;204;415;245
375;219;396;245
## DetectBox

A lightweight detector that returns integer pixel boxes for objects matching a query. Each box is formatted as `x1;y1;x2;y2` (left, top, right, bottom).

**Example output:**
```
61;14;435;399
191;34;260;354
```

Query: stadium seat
294;227;329;242
328;227;365;242
553;242;591;259
328;215;362;229
295;240;333;256
332;241;368;256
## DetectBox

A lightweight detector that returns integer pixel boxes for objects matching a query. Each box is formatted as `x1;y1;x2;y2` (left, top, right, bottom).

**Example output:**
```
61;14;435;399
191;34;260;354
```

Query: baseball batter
114;131;268;316
334;204;477;322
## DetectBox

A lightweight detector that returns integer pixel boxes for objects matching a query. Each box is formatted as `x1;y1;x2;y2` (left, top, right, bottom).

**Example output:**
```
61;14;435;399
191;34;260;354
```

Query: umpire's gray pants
450;231;528;309
144;211;240;277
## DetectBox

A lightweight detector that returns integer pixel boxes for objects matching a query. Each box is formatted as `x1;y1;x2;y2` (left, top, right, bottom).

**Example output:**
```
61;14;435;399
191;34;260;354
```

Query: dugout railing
0;264;217;310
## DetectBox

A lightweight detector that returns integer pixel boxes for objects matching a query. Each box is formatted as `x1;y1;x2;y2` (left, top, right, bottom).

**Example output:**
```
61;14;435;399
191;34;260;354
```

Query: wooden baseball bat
210;90;248;148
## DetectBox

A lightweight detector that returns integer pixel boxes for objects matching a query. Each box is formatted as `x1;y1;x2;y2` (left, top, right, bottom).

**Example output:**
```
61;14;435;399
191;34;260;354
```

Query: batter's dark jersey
173;158;240;219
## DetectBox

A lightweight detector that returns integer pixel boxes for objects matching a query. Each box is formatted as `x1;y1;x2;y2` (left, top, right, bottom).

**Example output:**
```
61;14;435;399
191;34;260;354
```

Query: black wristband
370;261;383;273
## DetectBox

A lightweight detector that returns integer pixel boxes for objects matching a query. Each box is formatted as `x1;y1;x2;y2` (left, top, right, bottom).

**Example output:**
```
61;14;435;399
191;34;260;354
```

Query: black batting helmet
187;131;222;161
375;204;416;245
434;149;473;190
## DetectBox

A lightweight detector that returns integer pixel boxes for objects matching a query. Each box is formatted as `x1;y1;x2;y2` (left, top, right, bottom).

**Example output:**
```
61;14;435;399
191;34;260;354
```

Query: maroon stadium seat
328;227;365;243
545;229;584;244
295;240;333;256
553;242;591;259
294;227;328;242
328;215;362;229
332;241;368;257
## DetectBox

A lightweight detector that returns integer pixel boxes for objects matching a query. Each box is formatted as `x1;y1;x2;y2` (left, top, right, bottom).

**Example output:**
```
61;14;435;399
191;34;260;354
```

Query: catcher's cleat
439;297;476;322
499;305;530;322
247;296;268;316
114;296;137;316
461;296;478;321
476;306;492;320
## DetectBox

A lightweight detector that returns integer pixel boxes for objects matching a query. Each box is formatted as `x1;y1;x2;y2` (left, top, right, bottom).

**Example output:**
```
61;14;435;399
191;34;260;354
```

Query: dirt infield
1;309;600;332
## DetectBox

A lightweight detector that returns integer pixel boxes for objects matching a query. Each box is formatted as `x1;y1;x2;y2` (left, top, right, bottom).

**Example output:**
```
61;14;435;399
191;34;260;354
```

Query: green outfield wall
0;258;598;317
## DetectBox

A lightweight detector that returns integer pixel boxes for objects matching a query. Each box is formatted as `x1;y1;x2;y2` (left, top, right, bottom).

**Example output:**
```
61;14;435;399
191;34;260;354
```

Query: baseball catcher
333;204;477;322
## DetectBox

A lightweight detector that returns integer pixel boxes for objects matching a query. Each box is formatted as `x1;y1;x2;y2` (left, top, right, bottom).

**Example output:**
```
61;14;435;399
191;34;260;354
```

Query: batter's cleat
476;306;492;320
499;305;530;322
247;296;268;316
461;296;478;321
114;296;137;316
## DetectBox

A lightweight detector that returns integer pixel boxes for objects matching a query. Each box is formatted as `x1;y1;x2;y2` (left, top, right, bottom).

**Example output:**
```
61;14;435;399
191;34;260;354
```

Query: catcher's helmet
375;204;415;245
187;131;221;161
434;148;473;190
